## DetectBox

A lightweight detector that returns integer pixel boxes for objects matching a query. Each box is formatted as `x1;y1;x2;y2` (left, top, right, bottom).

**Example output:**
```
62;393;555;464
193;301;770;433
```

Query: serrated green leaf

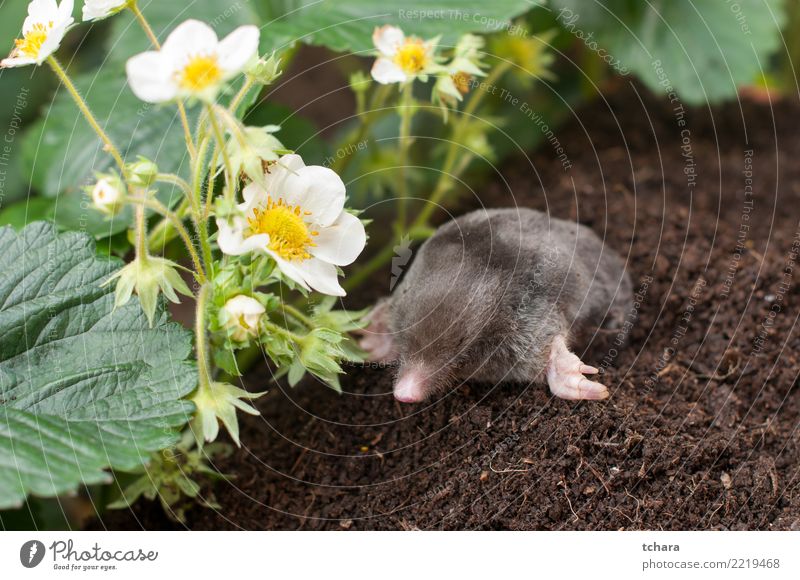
551;0;786;104
0;222;197;510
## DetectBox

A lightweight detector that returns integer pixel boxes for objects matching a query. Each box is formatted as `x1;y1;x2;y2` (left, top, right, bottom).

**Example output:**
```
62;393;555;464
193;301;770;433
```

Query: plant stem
47;57;126;173
195;283;213;392
207;105;235;202
263;319;304;343
280;303;314;328
133;197;149;264
191;135;214;272
229;76;256;116
128;0;197;160
396;82;414;235
148;197;189;252
128;196;206;282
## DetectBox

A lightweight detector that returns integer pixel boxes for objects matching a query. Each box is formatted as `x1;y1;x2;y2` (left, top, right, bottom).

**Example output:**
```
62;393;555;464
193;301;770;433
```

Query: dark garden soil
95;81;800;531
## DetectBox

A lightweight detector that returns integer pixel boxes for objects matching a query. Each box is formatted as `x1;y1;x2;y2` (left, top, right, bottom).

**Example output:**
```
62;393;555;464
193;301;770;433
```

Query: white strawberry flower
82;0;127;21
370;24;440;85
222;295;265;342
90;176;124;215
1;0;74;68
216;154;366;297
126;19;260;103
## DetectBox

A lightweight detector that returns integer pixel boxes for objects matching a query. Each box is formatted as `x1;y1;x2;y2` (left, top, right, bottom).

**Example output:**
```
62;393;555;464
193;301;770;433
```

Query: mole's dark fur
387;208;632;397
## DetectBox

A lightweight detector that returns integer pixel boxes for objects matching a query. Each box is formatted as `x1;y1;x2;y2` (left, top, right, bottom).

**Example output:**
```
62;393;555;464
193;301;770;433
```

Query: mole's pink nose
394;370;426;403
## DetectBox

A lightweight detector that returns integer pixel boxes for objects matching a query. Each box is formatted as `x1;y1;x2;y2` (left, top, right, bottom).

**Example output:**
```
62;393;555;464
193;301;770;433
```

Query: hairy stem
195;283;213;392
191;135;214;272
128;196;206;282
147;197;190;252
207;105;235;203
229;76;256;116
47;57;126;173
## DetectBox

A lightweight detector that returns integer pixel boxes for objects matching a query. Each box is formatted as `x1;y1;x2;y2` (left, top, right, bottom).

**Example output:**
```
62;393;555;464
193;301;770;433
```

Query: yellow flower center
14;22;52;58
394;40;429;75
247;197;318;262
178;55;222;92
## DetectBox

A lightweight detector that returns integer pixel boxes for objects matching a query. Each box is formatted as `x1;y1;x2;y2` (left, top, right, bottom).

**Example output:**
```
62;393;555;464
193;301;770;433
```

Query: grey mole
359;208;633;403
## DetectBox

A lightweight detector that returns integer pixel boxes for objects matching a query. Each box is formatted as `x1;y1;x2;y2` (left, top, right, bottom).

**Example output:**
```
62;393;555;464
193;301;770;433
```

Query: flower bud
247;53;282;85
90;176;125;215
127;157;159;188
222;295;266;342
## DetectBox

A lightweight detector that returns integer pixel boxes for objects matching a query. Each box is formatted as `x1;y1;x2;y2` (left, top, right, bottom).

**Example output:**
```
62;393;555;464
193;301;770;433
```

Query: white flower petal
261;153;305;195
1;56;36;68
217;25;259;77
372;25;404;56
371;57;406;84
82;0;126;21
26;0;58;24
217;216;267;256
267;252;311;291
126;51;178;103
310;211;366;266
293;165;347;227
294;258;345;296
241;180;267;210
161;19;218;62
57;0;74;23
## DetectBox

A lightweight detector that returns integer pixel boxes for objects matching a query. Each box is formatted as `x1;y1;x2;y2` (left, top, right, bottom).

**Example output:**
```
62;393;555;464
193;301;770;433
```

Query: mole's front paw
546;336;609;401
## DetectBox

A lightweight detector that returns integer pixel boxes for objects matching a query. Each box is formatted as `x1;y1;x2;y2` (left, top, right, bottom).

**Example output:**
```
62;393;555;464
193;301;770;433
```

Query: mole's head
388;255;506;403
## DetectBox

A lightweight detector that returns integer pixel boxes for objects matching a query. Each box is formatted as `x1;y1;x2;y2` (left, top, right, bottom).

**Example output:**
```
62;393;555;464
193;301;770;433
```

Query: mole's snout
393;368;428;403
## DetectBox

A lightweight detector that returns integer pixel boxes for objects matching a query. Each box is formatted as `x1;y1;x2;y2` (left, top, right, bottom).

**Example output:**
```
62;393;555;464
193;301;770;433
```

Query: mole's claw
546;336;609;401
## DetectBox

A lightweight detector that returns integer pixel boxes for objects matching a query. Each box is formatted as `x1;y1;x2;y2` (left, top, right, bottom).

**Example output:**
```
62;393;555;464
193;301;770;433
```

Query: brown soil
95;82;800;531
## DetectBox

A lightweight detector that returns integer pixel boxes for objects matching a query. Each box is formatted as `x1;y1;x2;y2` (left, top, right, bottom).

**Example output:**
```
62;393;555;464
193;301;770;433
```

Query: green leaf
0;222;197;510
551;0;786;104
262;0;538;53
0;197;55;230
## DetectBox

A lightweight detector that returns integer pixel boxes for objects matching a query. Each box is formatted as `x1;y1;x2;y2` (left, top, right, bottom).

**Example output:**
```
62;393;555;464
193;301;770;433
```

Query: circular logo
19;540;45;568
